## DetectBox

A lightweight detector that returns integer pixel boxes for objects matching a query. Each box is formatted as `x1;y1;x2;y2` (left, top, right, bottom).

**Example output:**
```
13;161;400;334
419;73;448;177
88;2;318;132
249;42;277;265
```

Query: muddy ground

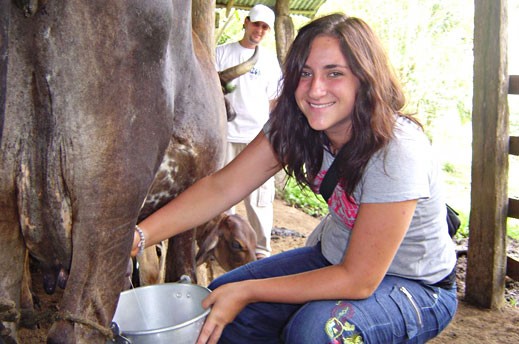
16;199;519;343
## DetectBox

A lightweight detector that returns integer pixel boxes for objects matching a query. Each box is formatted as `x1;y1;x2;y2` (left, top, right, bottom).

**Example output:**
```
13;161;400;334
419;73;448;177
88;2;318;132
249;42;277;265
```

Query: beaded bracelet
135;225;146;256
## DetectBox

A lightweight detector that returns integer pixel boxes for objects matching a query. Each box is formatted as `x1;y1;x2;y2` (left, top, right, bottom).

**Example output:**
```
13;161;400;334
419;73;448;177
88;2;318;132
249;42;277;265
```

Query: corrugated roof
215;0;326;18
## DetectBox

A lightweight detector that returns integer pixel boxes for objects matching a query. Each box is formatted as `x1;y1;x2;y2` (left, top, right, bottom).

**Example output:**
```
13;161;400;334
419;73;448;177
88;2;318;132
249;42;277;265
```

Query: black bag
446;204;461;238
319;157;461;238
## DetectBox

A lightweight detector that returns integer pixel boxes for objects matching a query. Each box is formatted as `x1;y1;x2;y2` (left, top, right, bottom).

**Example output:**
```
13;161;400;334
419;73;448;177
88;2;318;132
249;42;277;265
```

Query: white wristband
135;225;146;256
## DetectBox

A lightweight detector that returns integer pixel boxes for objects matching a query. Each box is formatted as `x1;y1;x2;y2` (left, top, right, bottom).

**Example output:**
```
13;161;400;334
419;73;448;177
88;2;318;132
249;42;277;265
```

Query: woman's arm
131;132;282;255
246;200;417;301
197;200;417;343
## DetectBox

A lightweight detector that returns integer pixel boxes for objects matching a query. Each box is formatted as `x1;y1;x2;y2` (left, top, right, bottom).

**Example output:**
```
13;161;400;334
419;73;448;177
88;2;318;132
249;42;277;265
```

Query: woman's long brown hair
268;13;420;195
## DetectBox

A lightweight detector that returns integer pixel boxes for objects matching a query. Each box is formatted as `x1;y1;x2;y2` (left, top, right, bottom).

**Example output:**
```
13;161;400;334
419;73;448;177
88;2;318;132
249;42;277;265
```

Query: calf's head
196;214;257;271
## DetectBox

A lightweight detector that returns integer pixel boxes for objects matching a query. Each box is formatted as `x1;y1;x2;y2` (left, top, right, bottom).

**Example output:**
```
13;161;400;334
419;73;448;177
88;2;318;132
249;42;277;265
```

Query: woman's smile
309;101;335;109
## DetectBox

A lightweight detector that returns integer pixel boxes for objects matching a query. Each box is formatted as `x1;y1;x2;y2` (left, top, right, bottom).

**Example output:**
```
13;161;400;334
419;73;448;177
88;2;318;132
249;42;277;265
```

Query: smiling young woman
133;13;457;344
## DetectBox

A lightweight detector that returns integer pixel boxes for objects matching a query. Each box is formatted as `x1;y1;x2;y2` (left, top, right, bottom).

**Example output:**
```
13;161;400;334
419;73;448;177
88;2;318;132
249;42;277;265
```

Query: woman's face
295;35;360;149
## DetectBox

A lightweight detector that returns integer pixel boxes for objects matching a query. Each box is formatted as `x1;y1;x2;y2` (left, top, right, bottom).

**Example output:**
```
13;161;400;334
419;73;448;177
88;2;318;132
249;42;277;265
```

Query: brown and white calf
196;213;257;283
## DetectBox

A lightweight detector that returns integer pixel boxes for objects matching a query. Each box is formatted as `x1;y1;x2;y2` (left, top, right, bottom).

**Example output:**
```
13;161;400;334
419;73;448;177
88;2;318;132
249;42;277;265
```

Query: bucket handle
178;274;192;284
109;321;132;344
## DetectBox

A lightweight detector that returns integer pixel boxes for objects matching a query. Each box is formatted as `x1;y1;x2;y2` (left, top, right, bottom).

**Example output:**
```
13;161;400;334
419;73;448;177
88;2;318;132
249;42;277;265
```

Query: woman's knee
283;301;365;344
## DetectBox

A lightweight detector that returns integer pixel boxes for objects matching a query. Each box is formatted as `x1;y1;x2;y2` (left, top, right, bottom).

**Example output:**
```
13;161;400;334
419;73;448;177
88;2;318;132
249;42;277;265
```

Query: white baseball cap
248;4;275;29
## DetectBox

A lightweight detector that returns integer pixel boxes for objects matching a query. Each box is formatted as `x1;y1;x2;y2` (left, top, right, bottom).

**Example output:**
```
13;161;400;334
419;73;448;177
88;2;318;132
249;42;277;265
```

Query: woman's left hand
196;282;252;344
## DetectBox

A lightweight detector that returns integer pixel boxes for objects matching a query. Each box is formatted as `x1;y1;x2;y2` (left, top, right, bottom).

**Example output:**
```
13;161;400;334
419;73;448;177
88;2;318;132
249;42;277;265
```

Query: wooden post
192;0;216;60
275;0;294;64
466;0;509;308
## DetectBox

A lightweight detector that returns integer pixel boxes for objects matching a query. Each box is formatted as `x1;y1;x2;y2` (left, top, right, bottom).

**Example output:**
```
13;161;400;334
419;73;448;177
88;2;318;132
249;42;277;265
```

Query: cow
0;1;227;343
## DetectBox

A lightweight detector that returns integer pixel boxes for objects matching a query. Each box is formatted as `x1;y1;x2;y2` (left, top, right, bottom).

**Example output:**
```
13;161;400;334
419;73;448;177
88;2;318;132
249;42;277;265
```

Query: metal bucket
109;283;211;344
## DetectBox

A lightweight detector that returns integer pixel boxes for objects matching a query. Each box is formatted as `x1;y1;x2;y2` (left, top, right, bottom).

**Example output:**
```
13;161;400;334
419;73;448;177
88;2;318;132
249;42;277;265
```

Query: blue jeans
208;244;457;344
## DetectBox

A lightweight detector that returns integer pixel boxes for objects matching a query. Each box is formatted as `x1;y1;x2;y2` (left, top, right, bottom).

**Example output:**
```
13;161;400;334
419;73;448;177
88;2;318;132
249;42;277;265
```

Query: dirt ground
16;199;519;343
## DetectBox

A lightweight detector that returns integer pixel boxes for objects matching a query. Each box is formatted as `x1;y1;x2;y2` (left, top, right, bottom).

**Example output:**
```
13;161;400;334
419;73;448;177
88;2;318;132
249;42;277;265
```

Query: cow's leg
0;2;25;340
137;245;161;286
165;230;198;283
136;240;168;286
46;220;134;344
0;202;25;343
157;240;168;284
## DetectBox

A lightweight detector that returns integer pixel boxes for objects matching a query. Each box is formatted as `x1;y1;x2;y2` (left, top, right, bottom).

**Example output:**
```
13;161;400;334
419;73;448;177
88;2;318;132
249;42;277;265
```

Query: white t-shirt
306;116;457;285
216;42;282;143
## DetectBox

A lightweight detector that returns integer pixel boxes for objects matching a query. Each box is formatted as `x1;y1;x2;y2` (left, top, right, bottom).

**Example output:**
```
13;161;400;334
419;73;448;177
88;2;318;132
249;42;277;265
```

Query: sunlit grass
508;219;519;240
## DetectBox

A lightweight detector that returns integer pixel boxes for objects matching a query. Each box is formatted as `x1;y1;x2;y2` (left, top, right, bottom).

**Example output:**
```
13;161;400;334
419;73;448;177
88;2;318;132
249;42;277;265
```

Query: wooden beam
224;0;235;17
193;0;216;59
510;75;519;94
275;0;294;64
215;4;318;18
510;136;519;156
507;256;519;281
508;198;519;219
466;0;508;309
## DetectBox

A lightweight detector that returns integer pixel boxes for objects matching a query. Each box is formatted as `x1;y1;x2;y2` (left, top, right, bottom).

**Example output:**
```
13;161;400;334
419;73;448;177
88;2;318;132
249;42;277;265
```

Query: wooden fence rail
510;75;519;94
507;75;519;280
510;136;519;156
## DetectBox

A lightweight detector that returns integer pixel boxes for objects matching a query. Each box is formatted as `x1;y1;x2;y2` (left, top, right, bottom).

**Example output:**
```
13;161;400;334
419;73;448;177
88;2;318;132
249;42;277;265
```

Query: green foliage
454;211;470;239
215;9;244;45
282;178;329;218
508;219;519;241
442;162;457;174
318;0;474;129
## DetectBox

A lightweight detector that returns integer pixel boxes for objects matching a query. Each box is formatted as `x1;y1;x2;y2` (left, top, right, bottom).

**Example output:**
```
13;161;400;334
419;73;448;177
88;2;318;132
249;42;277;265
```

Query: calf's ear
195;229;219;266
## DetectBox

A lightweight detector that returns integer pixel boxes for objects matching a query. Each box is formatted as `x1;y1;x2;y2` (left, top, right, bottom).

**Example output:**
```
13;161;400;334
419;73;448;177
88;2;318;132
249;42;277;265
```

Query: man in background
215;4;282;259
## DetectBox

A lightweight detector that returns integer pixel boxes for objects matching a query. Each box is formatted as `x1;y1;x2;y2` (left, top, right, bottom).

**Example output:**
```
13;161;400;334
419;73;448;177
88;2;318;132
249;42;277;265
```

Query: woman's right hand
196;281;253;344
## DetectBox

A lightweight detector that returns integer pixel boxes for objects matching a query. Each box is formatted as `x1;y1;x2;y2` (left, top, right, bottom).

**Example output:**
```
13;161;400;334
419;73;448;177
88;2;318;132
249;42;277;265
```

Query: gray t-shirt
306;116;456;285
